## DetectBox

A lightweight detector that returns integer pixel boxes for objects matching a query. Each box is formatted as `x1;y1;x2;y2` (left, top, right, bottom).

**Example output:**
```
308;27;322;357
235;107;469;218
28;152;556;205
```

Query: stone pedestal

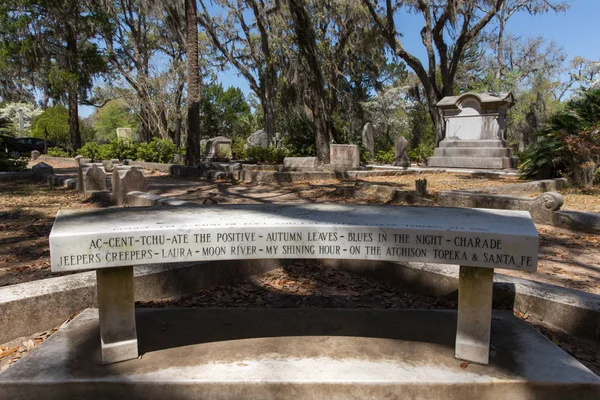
96;266;138;364
428;93;518;169
330;144;360;169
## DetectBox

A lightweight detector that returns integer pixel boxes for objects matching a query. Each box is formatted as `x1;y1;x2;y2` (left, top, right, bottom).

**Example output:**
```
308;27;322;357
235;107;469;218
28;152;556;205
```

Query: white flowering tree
0;102;42;135
361;85;411;148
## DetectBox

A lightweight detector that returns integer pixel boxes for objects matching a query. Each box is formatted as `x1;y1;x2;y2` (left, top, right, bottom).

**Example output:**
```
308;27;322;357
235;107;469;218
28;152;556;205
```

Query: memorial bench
49;204;538;365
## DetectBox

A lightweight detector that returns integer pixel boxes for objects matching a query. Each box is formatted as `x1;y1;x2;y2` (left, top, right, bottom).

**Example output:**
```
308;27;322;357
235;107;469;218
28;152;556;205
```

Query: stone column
455;265;494;365
96;266;138;364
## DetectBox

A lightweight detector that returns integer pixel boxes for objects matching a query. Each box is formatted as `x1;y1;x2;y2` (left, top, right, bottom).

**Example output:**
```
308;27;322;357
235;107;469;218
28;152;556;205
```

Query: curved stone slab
50;204;538;272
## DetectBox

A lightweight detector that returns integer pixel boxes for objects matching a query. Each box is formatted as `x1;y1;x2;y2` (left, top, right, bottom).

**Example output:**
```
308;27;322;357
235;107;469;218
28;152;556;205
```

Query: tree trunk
65;25;81;151
185;0;201;166
287;0;331;163
68;89;81;150
264;78;276;145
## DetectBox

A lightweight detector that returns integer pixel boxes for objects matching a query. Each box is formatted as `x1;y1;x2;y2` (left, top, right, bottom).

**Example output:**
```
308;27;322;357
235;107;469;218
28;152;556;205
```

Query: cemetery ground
0;171;599;376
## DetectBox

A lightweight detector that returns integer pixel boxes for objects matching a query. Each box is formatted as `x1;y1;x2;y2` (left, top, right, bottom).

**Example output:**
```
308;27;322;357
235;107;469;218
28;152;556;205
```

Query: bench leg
96;266;138;364
455;265;494;365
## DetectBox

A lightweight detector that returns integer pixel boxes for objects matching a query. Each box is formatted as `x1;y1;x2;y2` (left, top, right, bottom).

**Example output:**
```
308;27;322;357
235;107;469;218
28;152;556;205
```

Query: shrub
520;88;600;185
231;136;247;160
0;152;27;171
246;145;289;164
136;138;179;163
46;147;70;158
107;138;138;161
374;149;395;164
78;142;102;161
408;142;434;164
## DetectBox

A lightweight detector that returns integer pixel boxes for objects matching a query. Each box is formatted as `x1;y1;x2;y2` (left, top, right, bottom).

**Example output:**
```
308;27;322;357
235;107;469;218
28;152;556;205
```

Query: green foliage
374;149;394;164
280;113;315;157
520;88;600;185
30;106;70;146
0;117;28;171
46;147;70;157
200;84;253;138
90;99;138;143
246;146;289;164
231;136;247;160
408;141;434;164
136;138;179;163
106;138;138;161
78;142;102;161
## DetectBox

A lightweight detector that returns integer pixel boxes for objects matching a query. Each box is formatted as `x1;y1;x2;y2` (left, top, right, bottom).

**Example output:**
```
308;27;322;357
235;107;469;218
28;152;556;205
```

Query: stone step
438;140;508;148
1;308;598;399
428;156;518;169
433;147;514;158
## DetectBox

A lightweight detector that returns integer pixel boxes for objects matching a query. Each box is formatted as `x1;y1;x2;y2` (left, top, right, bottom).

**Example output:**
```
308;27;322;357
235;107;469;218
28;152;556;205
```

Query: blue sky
80;1;599;118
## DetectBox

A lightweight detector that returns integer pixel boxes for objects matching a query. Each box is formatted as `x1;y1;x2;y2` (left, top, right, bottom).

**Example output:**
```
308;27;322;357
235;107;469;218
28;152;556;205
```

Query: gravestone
116;127;136;141
274;132;283;149
81;164;107;192
75;156;85;191
428;92;518;169
362;123;375;159
245;129;269;148
392;136;410;168
32;162;53;178
31;150;40;161
204;136;232;162
112;166;146;206
330;144;360;168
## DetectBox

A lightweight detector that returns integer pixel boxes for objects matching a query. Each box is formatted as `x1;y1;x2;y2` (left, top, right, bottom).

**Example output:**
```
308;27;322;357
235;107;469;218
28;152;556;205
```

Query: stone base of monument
428;140;518;169
1;308;598;399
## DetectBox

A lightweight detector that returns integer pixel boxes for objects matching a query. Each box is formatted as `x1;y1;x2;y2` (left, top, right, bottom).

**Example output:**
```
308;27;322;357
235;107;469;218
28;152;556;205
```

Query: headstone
112;166;146;206
329;144;360;168
116;127;136;141
283;157;320;170
362;122;375;160
204;136;232;162
31;150;40;161
245;129;270;148
428;92;517;169
81;164;107;192
274;132;283;149
102;159;114;172
392;136;410;169
32;162;53;178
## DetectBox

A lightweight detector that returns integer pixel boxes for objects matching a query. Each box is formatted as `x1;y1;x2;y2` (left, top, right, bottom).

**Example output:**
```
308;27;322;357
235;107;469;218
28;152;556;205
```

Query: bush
46;147;71;158
520;88;600;185
78;142;102;161
231;136;247;160
136;138;179;163
0;153;27;171
107;138;138;161
408;142;434;164
246;146;289;164
374;149;395;164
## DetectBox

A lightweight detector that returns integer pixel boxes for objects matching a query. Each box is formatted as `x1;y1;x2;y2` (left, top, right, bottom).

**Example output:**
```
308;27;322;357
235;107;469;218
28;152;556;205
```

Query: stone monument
330;144;360;169
112;166;146;206
245;129;270;148
427;92;518;169
116;127;136;141
81;164;107;192
362;122;375;159
392;136;410;168
204;136;232;161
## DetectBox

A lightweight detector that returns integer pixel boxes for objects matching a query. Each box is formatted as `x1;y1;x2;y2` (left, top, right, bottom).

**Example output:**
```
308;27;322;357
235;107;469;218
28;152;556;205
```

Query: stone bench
49;204;538;365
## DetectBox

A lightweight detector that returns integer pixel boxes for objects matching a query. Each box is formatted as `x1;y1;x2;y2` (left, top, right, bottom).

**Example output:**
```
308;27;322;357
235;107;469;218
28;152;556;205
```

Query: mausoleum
427;92;518;169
